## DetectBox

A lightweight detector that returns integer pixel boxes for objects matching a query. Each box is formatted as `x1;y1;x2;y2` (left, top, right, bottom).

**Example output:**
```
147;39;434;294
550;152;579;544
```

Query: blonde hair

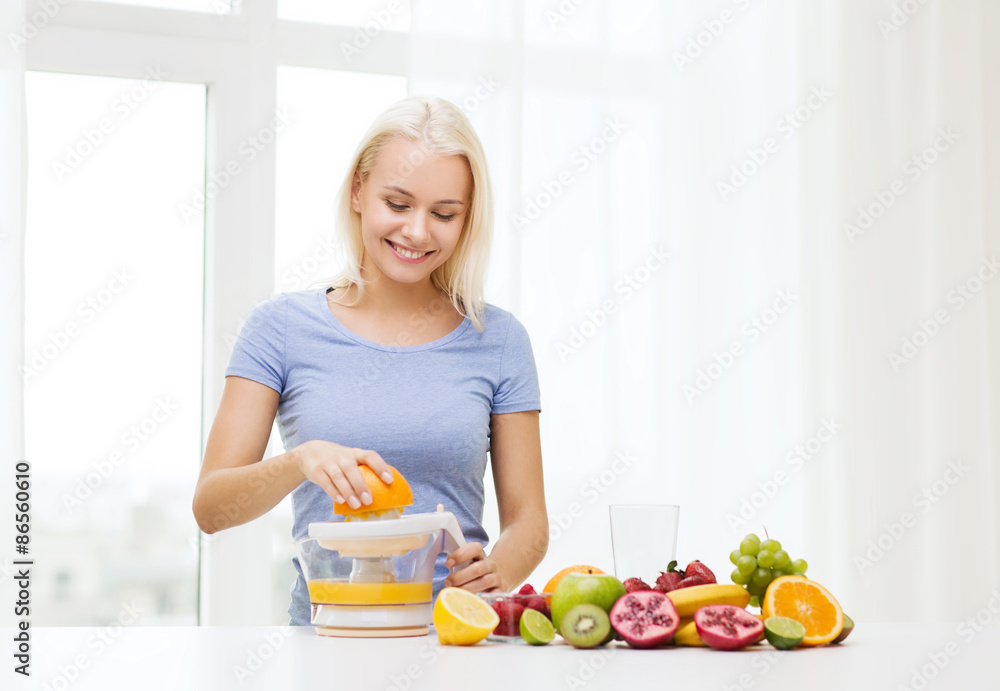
316;95;494;333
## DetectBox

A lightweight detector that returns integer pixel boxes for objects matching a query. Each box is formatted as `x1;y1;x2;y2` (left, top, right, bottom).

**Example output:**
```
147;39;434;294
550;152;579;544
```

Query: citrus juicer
296;504;466;638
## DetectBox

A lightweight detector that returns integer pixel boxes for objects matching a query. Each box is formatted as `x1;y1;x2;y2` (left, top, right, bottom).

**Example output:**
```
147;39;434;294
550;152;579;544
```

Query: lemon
433;588;499;645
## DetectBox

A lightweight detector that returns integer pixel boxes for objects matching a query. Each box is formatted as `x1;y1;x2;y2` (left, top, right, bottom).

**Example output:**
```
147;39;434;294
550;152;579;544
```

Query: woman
192;95;548;626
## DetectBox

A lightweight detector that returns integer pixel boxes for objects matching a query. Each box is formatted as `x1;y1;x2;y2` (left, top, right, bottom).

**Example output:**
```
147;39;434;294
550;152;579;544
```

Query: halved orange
761;575;843;646
333;465;413;518
542;565;605;605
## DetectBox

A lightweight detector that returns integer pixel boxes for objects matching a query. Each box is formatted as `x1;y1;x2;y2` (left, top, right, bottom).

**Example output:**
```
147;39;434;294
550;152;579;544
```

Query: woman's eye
434;212;456;221
385;200;407;211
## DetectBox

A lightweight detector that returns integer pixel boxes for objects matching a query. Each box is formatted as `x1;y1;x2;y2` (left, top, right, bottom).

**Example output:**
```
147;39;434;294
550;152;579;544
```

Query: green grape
780;564;797;576
737;555;757;576
751;568;772;588
760;539;781;553
757;550;775;568
770;568;782;582
773;549;791;569
747;580;765;597
731;568;751;586
730;549;743;565
740;534;761;556
749;595;760;608
791;559;808;574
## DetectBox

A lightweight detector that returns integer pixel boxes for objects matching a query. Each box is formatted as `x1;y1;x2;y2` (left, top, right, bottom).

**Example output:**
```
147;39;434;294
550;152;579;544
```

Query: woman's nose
402;211;429;243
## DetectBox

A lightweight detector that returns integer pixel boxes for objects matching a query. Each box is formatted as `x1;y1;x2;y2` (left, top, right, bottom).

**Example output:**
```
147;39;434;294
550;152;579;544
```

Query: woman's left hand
443;542;505;592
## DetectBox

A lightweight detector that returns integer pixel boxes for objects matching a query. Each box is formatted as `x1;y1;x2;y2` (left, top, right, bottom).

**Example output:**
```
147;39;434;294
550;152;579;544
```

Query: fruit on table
490;597;526;637
550;573;626;639
622;577;652;593
609;590;679;648
518;583;551;620
434;587;500;646
543;565;604;606
764;616;806;649
520;608;556;645
560;604;611;649
694;604;765;650
333;465;413;518
672;617;707;647
665;583;750;618
652;559;717;594
831;613;854;643
730;533;808;602
761;575;843;646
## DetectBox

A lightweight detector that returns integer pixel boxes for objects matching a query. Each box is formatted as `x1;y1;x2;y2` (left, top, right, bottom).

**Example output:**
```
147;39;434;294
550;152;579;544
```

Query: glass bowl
476;591;553;643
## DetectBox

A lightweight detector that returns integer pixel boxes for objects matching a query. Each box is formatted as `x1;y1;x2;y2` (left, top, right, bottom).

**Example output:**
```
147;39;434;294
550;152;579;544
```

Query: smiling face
351;137;473;291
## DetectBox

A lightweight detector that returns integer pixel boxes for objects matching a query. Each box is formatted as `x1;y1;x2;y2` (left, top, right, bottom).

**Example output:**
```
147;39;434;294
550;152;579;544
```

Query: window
25;70;206;625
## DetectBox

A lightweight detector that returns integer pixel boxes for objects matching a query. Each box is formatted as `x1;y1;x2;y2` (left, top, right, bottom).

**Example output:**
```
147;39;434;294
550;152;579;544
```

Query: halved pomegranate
609;591;679;648
694;604;764;650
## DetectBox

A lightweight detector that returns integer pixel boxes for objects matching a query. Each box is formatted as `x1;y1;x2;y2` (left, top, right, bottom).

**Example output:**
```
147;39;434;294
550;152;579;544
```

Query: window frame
24;0;409;625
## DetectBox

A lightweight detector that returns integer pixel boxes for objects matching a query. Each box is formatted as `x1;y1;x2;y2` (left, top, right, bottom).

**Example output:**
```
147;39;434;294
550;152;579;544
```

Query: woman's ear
350;171;362;213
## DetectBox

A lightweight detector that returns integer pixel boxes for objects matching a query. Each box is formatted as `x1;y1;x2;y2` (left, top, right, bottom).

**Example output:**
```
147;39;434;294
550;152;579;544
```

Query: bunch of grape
729;533;808;608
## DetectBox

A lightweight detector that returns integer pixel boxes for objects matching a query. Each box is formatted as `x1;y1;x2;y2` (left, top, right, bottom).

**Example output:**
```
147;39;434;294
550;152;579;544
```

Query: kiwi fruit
560;604;611;649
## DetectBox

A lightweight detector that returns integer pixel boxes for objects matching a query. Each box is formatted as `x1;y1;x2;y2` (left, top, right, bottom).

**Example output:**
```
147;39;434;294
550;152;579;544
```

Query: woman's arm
445;410;548;592
192;376;395;533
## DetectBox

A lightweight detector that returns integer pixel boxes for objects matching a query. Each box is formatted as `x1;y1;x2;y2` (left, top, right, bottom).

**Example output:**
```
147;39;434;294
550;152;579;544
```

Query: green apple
551;573;627;642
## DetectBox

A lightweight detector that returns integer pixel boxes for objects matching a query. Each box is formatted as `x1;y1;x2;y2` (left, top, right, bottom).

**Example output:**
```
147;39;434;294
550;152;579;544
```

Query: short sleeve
492;313;541;414
224;294;287;393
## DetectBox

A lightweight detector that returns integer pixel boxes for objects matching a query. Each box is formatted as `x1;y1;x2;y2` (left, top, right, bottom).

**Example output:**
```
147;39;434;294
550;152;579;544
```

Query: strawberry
517;583;537;596
492;598;525;637
623;577;653;593
683;560;716;584
525;596;551;620
654;571;683;593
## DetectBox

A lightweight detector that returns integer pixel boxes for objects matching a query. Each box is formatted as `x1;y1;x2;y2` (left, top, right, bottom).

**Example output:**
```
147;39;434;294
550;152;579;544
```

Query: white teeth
390;241;428;259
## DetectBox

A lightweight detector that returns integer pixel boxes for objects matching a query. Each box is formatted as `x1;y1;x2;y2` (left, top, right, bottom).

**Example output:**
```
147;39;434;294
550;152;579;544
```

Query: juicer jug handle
438;508;466;555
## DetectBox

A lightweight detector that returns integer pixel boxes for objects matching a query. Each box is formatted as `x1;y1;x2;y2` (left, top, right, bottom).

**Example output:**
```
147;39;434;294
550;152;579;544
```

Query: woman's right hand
292;440;395;509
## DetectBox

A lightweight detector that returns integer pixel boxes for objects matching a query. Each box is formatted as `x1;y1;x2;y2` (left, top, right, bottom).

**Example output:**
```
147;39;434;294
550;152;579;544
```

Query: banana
672;618;706;647
665;584;750;618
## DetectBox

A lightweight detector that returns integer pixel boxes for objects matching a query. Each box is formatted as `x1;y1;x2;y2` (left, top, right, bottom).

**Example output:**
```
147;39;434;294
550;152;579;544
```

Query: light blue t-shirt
224;287;541;625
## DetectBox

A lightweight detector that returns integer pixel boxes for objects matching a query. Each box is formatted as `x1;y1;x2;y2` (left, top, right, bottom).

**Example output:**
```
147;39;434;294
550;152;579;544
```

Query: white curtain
0;0;26;629
406;0;999;622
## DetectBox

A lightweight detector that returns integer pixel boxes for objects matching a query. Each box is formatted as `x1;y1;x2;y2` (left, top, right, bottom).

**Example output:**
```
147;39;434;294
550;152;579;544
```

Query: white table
5;623;999;690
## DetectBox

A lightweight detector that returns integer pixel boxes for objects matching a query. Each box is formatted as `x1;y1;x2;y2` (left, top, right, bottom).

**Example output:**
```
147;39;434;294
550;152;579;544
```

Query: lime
764;616;806;650
519;608;555;645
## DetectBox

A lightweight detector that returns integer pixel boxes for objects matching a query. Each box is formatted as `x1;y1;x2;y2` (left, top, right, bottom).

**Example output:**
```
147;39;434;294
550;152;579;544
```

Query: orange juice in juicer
295;467;466;637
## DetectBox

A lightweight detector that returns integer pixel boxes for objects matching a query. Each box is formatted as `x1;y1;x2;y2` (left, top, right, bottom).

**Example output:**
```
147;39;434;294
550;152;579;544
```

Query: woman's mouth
386;239;433;264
